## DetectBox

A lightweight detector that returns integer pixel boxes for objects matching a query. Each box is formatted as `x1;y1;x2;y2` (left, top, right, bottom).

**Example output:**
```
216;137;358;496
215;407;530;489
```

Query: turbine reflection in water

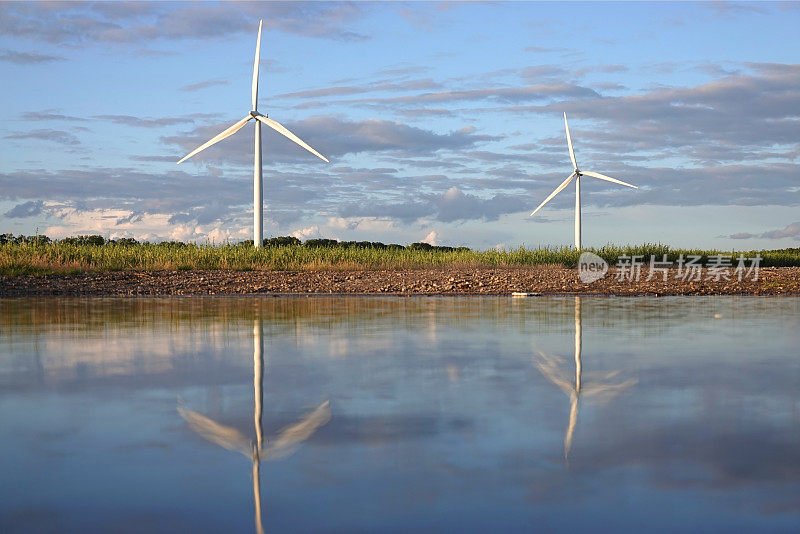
178;319;331;534
534;297;637;461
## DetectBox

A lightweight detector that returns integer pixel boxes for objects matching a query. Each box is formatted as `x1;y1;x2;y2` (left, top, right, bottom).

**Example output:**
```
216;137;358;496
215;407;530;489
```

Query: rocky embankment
2;266;799;296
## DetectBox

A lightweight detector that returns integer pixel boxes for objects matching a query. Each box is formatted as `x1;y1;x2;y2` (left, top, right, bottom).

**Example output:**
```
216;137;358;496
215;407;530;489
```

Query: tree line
0;233;471;252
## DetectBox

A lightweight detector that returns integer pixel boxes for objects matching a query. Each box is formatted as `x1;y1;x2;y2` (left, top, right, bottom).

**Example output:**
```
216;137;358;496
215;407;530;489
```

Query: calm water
1;296;799;533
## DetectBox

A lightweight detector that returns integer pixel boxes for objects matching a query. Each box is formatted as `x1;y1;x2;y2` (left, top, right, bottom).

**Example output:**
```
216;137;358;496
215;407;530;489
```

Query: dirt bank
2;266;799;297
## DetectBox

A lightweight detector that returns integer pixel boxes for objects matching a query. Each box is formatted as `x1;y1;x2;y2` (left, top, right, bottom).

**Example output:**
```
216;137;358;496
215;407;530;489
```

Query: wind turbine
530;113;637;250
177;20;329;248
178;319;331;533
533;297;636;461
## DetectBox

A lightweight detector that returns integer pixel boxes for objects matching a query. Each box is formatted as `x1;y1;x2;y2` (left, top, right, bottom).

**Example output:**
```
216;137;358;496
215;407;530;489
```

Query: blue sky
1;1;798;249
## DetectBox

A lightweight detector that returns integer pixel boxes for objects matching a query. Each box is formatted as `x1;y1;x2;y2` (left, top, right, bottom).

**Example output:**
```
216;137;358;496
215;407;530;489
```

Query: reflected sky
1;296;799;533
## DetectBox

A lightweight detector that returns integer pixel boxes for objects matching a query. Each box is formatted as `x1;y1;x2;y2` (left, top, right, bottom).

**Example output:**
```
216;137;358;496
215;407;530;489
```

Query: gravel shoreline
2;266;799;297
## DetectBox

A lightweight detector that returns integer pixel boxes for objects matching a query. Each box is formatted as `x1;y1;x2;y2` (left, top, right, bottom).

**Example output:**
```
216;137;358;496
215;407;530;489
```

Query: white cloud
729;221;800;241
44;208;174;240
421;230;438;245
443;186;461;200
42;206;249;243
327;217;358;230
0;3;368;45
327;216;396;233
291;225;322;240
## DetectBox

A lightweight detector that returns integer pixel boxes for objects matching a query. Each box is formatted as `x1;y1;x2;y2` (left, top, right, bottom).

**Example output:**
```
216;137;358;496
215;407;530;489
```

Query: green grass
1;241;798;276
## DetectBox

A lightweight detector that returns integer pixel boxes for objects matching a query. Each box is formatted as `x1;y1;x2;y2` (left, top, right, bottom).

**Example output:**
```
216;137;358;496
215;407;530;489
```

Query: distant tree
20;234;51;245
61;235;104;246
340;241;386;249
0;233;13;245
360;241;388;249
156;240;187;248
264;236;301;247
114;237;139;247
407;242;464;252
304;238;339;248
238;239;255;247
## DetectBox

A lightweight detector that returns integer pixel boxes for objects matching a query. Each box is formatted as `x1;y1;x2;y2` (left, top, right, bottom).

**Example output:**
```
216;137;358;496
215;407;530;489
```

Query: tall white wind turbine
530;113;637;249
178;319;331;534
177;20;329;248
533;297;637;461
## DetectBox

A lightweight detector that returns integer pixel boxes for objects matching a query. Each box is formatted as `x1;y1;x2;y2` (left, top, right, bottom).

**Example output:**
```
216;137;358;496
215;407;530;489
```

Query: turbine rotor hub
250;110;259;118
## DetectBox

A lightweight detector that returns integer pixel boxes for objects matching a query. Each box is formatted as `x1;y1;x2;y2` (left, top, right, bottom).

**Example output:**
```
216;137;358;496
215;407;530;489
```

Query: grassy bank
1;239;798;276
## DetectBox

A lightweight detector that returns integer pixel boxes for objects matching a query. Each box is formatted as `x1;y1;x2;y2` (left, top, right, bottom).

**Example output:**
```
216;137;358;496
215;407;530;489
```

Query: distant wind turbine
534;297;637;461
530;113;637;250
177;20;329;248
179;319;330;534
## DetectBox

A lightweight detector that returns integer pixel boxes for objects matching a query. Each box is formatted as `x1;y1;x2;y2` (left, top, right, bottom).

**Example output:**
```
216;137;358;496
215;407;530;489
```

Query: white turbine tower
530;113;637;249
177;20;329;248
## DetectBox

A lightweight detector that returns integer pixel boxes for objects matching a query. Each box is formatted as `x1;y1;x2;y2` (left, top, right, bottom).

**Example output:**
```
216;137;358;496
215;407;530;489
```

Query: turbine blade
581;170;638;189
530;172;576;217
564;112;577;170
255;115;329;162
177;406;252;458
177;115;252;164
261;400;331;460
252;20;263;111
